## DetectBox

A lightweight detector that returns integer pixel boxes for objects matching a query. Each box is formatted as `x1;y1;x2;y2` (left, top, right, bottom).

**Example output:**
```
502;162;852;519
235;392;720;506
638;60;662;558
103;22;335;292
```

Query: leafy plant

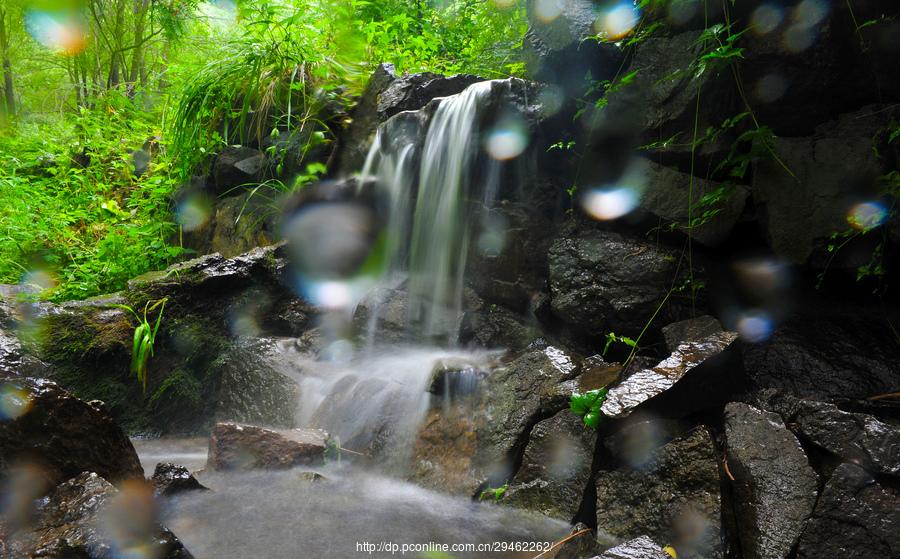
569;388;609;430
603;332;637;357
479;483;508;503
112;298;168;394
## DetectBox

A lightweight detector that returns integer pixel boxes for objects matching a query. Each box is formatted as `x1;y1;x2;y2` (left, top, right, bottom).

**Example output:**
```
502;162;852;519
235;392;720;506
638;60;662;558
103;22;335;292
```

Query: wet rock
151;463;208;497
522;0;623;93
601;331;740;418
459;304;541;353
212;339;300;429
661;316;723;354
596;536;671;559
0;377;143;488
753;106;896;266
796;463;900;559
207;422;328;471
638;161;748;247
337;66;483;173
790;400;900;476
295;471;327;483
502;409;595;522
467;204;554;312
411;345;579;494
742;314;899;401
181;186;278;258
608;30;738;168
595;427;722;559
578;355;622;392
551;523;603;559
4;472;192;558
210;146;265;196
352;286;410;343
548;230;692;336
427;359;488;400
724;402;818;559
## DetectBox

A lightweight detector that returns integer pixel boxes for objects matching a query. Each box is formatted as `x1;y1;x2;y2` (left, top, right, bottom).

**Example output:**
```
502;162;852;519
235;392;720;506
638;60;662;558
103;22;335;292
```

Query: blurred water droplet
0;382;33;421
595;2;640;40
25;8;88;55
20;268;57;293
175;192;213;232
477;214;508;257
668;0;699;25
783;24;817;52
537;85;564;117
736;310;774;343
751;4;784;35
485;116;528;161
491;0;516;8
230;311;261;338
753;74;788;103
534;0;565;23
847;201;888;231
582;187;639;221
793;0;829;29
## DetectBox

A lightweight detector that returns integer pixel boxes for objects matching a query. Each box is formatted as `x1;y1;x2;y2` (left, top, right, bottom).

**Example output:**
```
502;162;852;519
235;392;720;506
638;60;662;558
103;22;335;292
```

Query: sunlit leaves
570;388;609;430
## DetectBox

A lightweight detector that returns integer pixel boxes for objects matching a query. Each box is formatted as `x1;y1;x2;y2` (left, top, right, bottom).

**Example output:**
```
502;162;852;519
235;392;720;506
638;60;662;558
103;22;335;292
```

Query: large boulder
752;105;897;266
150;463;208;497
595;426;722;559
637;161;748;247
723;402;818;559
211;339;300;429
548;229;693;337
207;422;328;471
601;331;740;419
595;536;671;559
789;399;900;477
210;146;265;197
502;409;595;522
741;313;899;401
1;471;192;558
661;315;723;354
411;345;580;495
0;376;143;488
796;463;900;559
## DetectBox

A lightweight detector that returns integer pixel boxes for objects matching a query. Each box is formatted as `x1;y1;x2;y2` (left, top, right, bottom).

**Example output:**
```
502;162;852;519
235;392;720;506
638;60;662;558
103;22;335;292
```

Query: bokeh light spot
25;9;89;55
0;383;33;421
751;4;784;35
783;24;817;52
595;2;640;40
485;116;528;160
736;311;774;343
847;201;888;232
753;74;788;103
793;0;829;29
175;192;213;232
534;0;565;23
582;187;639;221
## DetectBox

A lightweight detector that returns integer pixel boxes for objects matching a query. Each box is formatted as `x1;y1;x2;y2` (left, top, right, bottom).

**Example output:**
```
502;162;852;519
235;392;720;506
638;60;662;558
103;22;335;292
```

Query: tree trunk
127;0;150;97
0;6;15;121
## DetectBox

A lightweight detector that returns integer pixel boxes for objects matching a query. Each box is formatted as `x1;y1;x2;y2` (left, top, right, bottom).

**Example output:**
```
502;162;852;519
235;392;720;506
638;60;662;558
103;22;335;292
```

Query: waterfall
360;80;497;342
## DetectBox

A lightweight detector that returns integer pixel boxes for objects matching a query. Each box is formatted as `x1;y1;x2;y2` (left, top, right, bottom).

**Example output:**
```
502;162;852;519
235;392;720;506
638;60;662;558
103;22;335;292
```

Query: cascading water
360;80;500;342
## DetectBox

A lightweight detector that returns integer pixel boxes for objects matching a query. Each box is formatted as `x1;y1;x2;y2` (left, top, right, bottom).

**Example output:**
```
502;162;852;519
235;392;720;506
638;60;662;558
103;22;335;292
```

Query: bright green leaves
478;483;508;503
113;297;167;394
603;332;636;357
570;388;609;430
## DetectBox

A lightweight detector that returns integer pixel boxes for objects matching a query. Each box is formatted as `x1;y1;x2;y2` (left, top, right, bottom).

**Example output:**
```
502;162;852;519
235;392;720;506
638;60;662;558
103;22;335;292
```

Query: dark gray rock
548;230;692;336
459;304;541;353
724;402;818;559
791;400;900;476
2;471;192;558
742;314;900;401
596;427;722;559
661;316;723;354
377;72;483;121
601;331;740;418
151;463;208;497
796;463;900;559
0;377;144;488
606;30;738;167
502;409;595;521
211;146;265;196
596;536;671;559
212;339;300;429
753;106;896;266
207;422;328;471
638;161;748;247
337;63;398;173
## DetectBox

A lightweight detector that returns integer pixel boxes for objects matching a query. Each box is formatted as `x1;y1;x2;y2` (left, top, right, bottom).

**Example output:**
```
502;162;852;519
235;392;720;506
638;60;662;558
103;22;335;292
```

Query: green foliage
478;483;508;503
112;297;168;394
569;388;609;430
602;332;637;357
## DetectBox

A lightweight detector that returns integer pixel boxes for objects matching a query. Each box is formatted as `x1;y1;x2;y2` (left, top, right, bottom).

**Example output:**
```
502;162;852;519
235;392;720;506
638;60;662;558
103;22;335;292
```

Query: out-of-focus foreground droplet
0;382;33;421
594;2;640;41
847;201;888;232
751;4;784;35
581;159;646;221
174;192;213;232
25;1;89;55
485;114;529;161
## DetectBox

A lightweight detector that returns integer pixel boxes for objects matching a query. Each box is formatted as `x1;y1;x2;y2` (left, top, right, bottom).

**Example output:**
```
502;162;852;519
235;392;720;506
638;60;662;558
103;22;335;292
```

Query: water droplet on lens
595;2;640;40
847;201;888;232
534;0;564;23
485;116;528;160
736;311;774;343
754;74;788;103
751;4;784;35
